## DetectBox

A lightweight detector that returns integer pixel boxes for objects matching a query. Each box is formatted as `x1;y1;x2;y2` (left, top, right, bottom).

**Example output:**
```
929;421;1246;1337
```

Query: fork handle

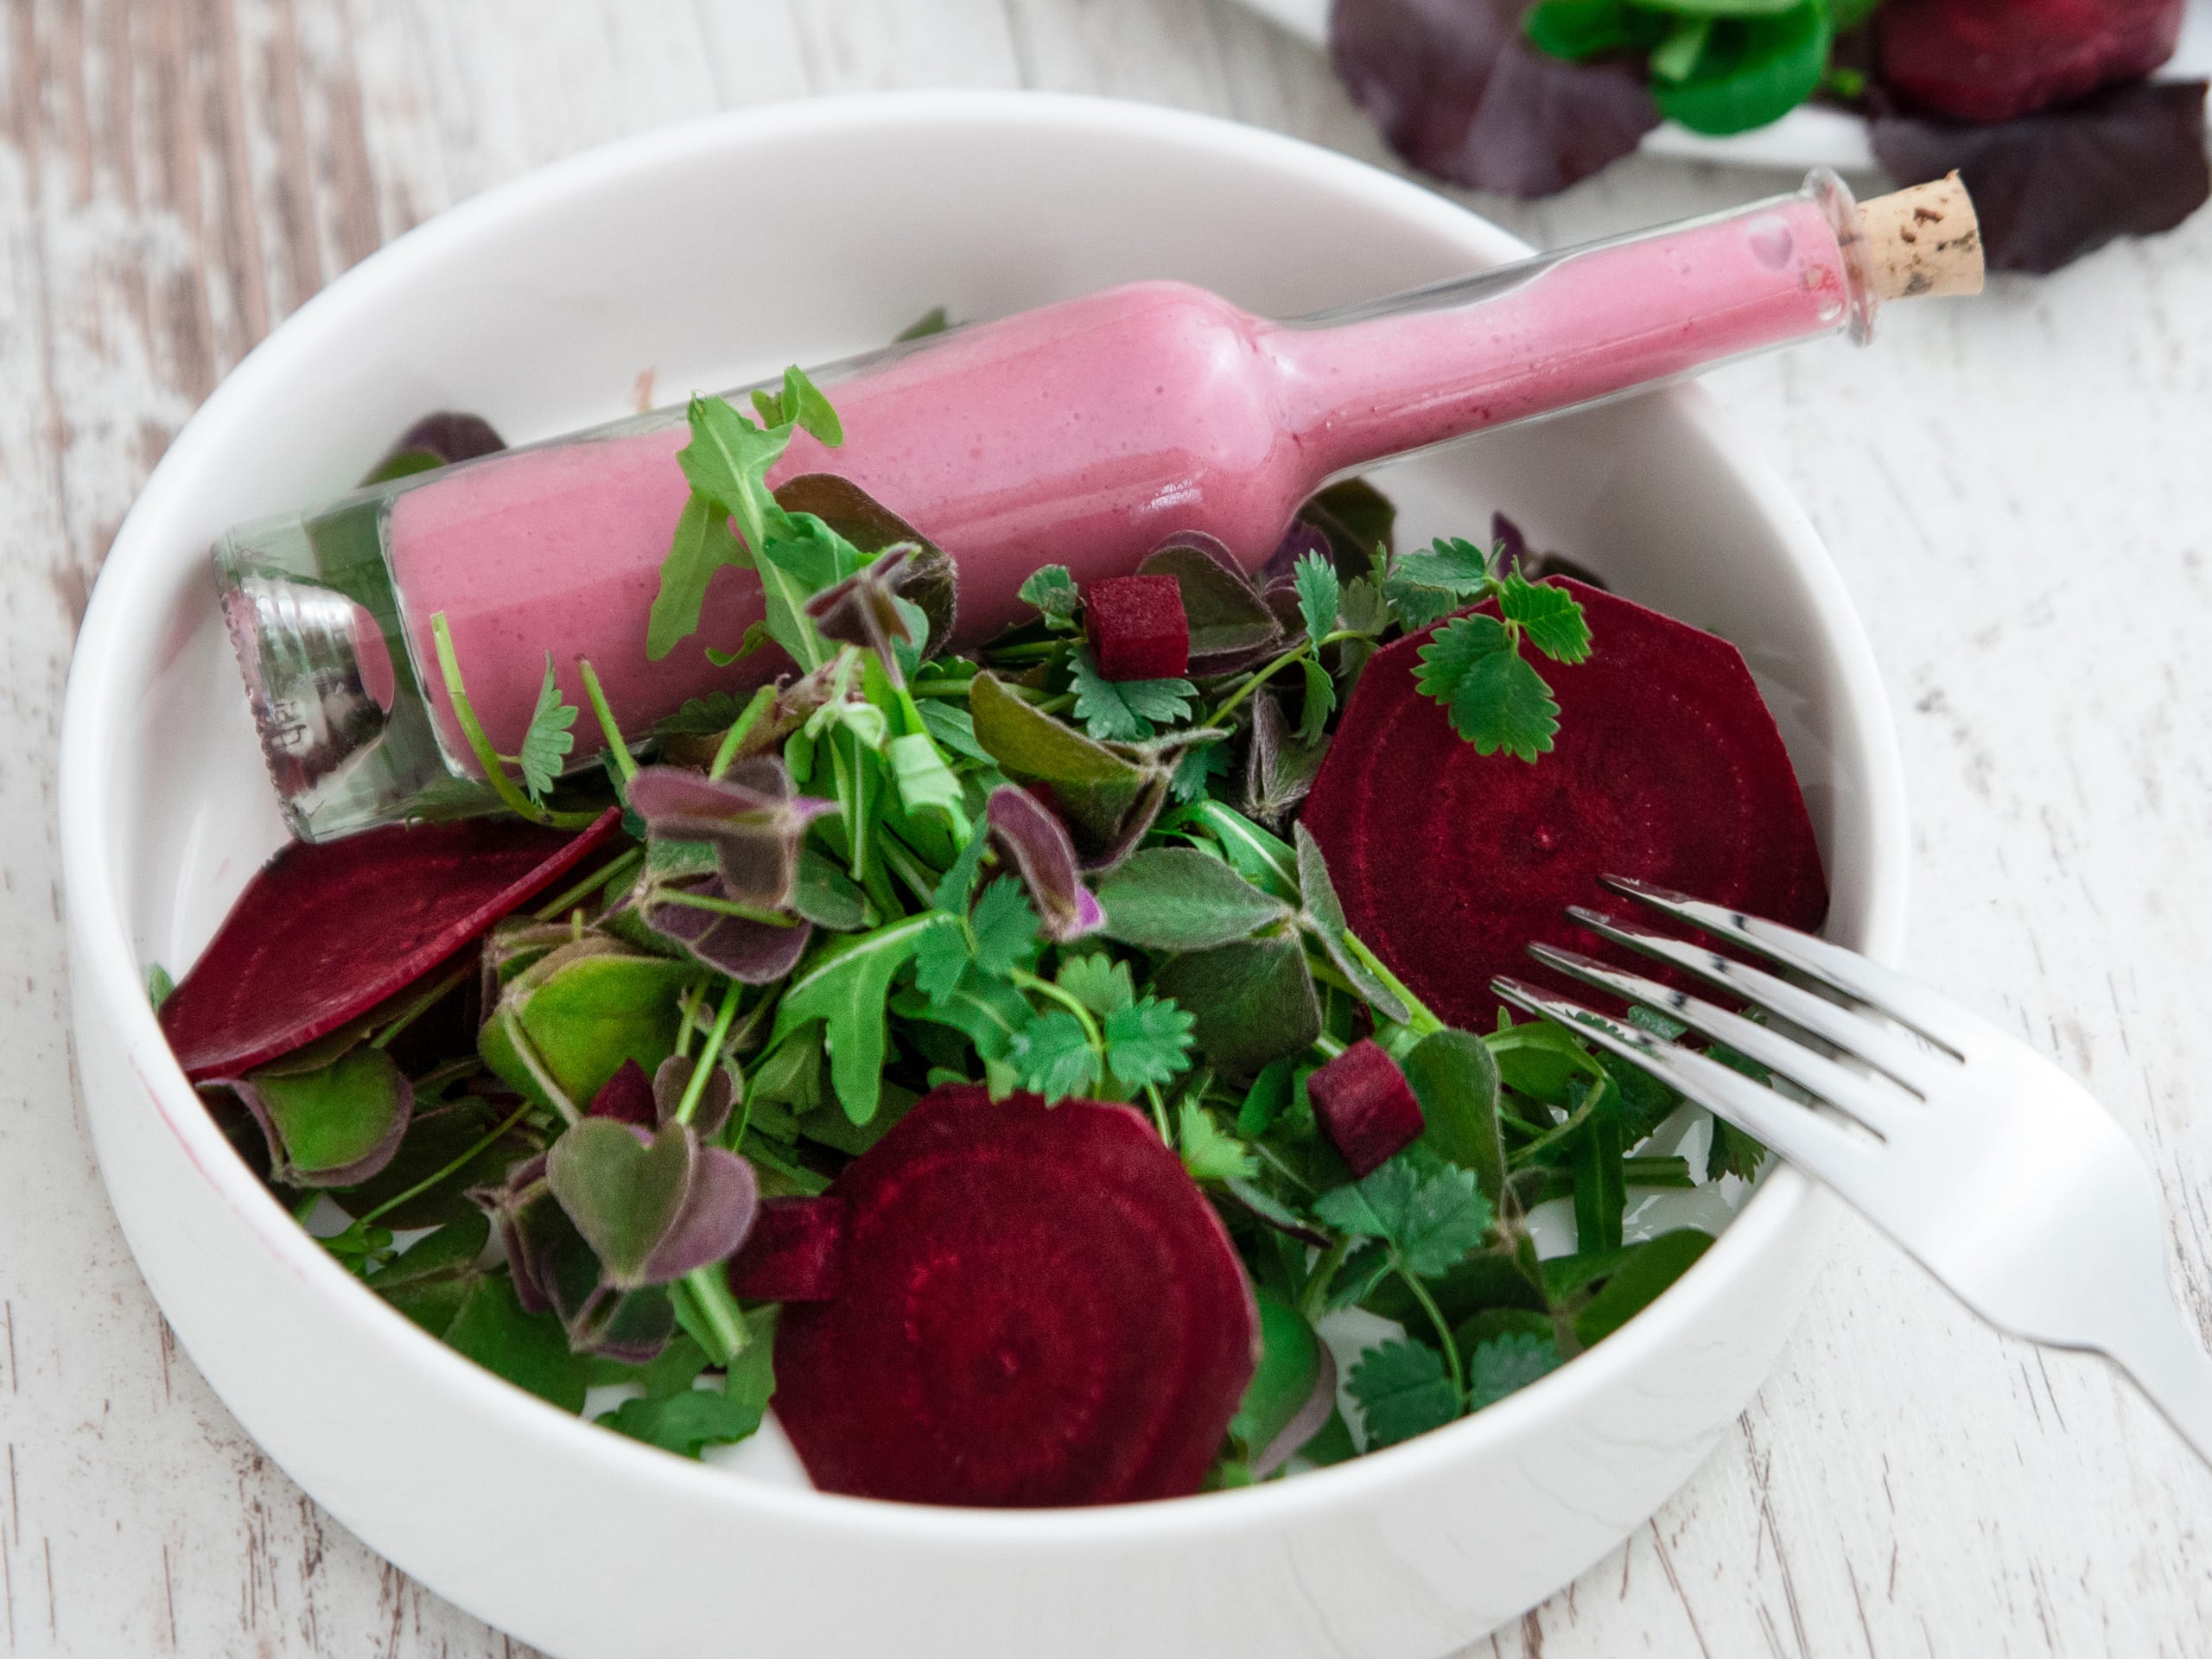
2103;1296;2212;1471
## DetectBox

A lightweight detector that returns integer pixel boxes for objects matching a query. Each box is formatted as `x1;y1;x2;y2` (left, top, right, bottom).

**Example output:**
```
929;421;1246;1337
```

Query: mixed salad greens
1327;0;2209;273
159;359;1827;1505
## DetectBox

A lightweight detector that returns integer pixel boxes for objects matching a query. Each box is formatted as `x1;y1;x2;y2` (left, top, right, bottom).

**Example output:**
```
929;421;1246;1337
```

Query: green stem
1398;1262;1465;1402
1300;1236;1351;1323
531;849;643;921
984;639;1063;664
876;833;939;908
429;613;598;828
499;1003;581;1125
676;982;743;1126
359;1101;532;1226
1145;1082;1171;1141
1033;692;1077;717
681;1264;751;1363
709;683;779;780
576;658;635;783
1339;928;1442;1035
1210;643;1312;726
1313;1033;1347;1060
370;961;473;1051
907;679;977;700
1009;968;1103;1051
652;889;801;927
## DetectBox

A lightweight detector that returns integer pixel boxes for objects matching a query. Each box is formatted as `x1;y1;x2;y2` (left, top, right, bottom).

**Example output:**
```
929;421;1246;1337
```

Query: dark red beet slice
1876;0;2183;124
726;1196;847;1302
1308;1040;1425;1179
774;1086;1258;1507
1085;575;1190;681
161;810;623;1082
1299;582;1826;1028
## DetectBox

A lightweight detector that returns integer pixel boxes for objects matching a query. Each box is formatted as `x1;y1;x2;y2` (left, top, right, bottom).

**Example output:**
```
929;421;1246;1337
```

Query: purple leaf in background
545;1118;758;1292
652;1052;737;1141
1260;521;1334;592
987;785;1106;942
470;1151;561;1313
641;874;815;983
1329;0;1659;199
1250;1342;1338;1479
389;412;505;466
1872;80;2209;275
1242;692;1326;828
806;545;921;683
625;760;835;910
1491;512;1608;590
1139;531;1282;675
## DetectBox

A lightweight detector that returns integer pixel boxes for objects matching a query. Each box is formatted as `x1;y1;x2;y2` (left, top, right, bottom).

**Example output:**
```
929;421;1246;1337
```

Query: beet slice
1085;575;1190;681
1307;1040;1426;1179
1876;0;2184;124
774;1086;1258;1506
161;810;623;1082
1298;582;1825;1028
726;1196;848;1302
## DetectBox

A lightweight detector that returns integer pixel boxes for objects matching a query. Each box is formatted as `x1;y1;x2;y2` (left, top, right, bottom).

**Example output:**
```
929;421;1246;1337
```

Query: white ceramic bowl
61;92;1907;1659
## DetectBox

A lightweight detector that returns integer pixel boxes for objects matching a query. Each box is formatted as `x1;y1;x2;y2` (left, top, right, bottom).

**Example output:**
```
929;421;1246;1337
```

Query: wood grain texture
4;0;2209;1653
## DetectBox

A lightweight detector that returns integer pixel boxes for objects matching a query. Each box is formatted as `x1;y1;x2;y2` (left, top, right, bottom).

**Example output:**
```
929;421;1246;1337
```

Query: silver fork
1491;876;2212;1470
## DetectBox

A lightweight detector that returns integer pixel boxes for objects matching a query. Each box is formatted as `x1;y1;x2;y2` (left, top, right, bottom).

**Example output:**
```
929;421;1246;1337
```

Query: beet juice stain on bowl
64;99;1918;1659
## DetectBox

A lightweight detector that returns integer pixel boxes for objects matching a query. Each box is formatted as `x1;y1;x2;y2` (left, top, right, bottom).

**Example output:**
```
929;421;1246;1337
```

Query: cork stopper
1859;173;1984;302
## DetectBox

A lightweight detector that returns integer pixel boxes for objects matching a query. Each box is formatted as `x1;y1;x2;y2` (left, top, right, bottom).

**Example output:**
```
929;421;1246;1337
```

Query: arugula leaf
770;915;939;1123
1465;1330;1561;1412
1007;1008;1100;1103
1383;537;1491;631
648;493;746;661
1056;953;1135;1016
1104;997;1197;1090
1179;1100;1258;1182
1497;570;1592;664
515;654;579;802
969;877;1041;978
677;395;790;557
1016;563;1082;626
748;365;843;448
1293;550;1341;645
1414;613;1561;760
916;698;992;765
1313;1149;1493;1279
1348;1339;1461;1448
1067;647;1197;741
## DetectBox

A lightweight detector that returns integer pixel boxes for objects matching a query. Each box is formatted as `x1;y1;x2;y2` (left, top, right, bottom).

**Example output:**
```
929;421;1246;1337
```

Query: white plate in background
1239;0;2212;175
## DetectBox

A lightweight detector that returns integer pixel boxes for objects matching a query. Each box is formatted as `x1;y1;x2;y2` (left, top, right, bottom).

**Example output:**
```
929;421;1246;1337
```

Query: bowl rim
59;88;1909;1544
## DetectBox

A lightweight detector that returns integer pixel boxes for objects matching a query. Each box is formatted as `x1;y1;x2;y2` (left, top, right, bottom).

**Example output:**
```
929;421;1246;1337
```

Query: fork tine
1565;906;1953;1095
1491;976;1885;1196
1528;944;1916;1138
1600;876;1984;1054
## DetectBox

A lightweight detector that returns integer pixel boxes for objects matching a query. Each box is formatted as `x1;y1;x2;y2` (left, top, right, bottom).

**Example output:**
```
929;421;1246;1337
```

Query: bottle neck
1266;169;1873;481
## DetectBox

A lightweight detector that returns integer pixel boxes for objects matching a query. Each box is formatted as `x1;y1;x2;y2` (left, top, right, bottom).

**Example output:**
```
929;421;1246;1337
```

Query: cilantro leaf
931;821;992;914
1382;537;1492;631
1465;1331;1561;1413
969;878;1040;979
1017;563;1081;626
1349;1339;1461;1448
1179;1100;1257;1183
1057;953;1135;1016
1104;997;1197;1090
1007;1008;1100;1103
1067;647;1196;741
1170;738;1231;804
1497;571;1592;664
1293;550;1341;645
647;493;746;661
1338;573;1391;638
1414;614;1560;761
515;653;579;802
1313;1150;1493;1279
912;918;972;1003
1296;656;1336;745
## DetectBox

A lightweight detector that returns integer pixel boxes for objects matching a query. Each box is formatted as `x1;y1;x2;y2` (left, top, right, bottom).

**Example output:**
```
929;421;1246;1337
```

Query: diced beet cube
1308;1040;1425;1179
726;1196;847;1302
1085;575;1190;681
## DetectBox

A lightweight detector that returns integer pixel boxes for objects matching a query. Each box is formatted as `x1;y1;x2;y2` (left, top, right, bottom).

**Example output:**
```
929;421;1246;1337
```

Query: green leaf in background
771;914;939;1124
886;731;966;832
1522;0;1671;59
364;1212;492;1337
1465;1331;1563;1412
440;1269;595;1414
1096;848;1292;951
1349;1339;1460;1448
1154;933;1321;1077
1403;1029;1505;1204
1067;647;1196;741
1179;1100;1258;1182
1572;1228;1715;1347
1170;739;1232;804
516;654;579;802
969;672;1150;851
1570;1077;1628;1255
1293;550;1341;647
1414;614;1561;761
1313;1148;1493;1281
236;1045;412;1187
1230;1290;1326;1459
1652;4;1833;137
648;493;746;661
1016;563;1082;626
1181;800;1300;901
1103;998;1196;1090
598;1308;779;1458
1649;16;1714;82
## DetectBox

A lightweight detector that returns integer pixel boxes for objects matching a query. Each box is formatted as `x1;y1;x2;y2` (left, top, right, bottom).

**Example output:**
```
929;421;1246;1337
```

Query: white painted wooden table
4;3;2209;1654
